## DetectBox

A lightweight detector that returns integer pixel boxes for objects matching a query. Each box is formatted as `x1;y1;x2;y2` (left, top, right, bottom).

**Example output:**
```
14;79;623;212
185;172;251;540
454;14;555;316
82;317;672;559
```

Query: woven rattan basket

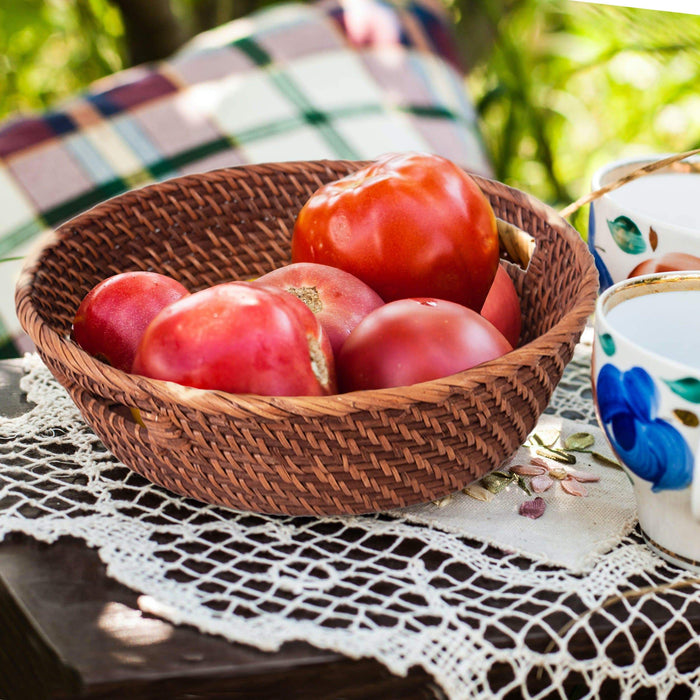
16;160;597;516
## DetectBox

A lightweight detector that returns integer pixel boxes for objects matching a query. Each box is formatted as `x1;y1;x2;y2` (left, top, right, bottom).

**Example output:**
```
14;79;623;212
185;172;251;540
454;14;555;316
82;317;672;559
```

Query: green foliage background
1;0;698;236
0;0;124;116
464;1;700;232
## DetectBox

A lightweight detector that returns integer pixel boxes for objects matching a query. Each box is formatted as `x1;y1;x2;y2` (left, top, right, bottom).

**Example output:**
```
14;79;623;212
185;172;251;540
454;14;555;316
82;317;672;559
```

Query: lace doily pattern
1;346;699;699
544;333;597;426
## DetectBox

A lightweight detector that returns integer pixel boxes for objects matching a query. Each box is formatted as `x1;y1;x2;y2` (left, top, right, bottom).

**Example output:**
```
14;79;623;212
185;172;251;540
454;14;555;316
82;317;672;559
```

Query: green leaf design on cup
664;377;700;403
607;216;646;254
599;333;615;356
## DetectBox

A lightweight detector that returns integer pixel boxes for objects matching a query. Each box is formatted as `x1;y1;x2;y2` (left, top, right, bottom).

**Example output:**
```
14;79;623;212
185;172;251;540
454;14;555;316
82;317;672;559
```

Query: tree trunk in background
110;0;188;65
191;0;258;35
453;0;524;72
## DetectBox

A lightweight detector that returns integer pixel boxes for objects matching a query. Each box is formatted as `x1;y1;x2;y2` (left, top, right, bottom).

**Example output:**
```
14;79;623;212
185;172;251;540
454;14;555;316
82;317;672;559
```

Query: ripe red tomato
291;152;500;311
132;282;336;396
480;264;522;348
337;298;512;392
255;262;384;356
72;271;189;371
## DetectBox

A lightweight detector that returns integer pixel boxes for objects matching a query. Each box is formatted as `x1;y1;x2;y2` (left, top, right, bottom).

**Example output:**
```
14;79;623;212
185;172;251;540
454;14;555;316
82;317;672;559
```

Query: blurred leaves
465;0;700;233
0;0;125;118
1;0;699;238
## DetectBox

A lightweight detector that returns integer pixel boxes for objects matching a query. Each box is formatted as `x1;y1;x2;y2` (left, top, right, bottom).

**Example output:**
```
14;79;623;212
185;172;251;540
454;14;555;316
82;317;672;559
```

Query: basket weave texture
16;160;598;516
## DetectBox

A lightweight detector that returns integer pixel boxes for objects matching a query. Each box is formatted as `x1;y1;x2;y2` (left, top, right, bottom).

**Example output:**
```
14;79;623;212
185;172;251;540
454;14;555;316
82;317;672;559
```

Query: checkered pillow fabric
0;0;492;358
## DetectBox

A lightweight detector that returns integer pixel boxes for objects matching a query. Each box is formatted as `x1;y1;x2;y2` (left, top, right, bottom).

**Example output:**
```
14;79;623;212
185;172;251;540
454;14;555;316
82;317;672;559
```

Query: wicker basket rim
15;160;598;418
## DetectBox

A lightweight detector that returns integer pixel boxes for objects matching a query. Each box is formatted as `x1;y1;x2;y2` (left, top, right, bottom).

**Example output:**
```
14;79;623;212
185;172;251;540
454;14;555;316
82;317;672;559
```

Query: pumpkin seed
536;446;576;464
463;483;495;502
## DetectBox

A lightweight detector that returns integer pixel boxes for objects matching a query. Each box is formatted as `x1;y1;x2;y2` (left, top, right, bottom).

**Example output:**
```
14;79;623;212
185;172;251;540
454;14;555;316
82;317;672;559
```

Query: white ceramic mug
588;154;700;292
592;271;700;571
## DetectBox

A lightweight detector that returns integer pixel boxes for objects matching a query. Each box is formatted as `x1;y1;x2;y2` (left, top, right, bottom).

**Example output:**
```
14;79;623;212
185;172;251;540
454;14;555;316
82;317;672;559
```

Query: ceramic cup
588;154;700;293
592;271;700;571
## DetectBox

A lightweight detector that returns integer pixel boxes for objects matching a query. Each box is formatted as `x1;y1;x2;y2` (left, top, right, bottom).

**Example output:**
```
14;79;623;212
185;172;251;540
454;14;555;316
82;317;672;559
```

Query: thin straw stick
559;148;700;219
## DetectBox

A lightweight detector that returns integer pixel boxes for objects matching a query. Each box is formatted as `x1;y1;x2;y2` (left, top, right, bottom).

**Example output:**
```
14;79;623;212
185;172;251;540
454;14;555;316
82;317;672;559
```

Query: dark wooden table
1;359;699;700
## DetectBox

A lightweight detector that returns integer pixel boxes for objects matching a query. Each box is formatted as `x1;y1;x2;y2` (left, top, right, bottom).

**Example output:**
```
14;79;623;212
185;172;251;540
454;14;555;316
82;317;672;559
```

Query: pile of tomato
72;152;522;396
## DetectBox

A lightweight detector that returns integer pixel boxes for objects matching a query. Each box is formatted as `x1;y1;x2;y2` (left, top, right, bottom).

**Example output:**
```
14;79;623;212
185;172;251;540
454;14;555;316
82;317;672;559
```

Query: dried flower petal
481;471;515;494
591;452;624;470
568;469;601;483
549;467;569;480
510;463;548;476
519;497;546;519
531;474;554;493
432;494;454;508
463;483;495;502
530;429;560;447
561;477;588;496
564;432;595;451
530;457;551;470
516;475;532;496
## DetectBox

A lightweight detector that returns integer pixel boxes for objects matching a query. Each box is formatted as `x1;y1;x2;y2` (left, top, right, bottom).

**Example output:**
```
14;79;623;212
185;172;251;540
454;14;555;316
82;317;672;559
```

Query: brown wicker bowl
16;160;597;516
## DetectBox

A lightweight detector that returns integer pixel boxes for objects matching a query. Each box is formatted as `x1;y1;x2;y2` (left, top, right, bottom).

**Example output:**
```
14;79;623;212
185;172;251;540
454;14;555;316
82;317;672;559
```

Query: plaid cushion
0;0;492;358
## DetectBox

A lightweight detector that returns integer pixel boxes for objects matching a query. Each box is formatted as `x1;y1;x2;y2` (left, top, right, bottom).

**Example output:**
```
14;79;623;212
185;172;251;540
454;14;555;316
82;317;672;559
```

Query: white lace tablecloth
1;331;699;699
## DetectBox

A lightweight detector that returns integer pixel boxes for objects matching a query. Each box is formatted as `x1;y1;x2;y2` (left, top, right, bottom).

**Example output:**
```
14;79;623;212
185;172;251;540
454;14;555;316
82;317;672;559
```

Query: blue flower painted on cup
596;363;693;491
588;205;614;292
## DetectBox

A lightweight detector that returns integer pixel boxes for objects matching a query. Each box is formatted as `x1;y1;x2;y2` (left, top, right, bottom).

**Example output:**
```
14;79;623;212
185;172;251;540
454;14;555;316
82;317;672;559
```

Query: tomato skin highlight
337;297;512;392
291;152;500;312
132;282;336;396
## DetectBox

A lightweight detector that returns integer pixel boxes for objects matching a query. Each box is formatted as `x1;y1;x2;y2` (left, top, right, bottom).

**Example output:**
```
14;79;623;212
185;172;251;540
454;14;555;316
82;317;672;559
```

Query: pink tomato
72;271;189;372
132;282;336;396
255;262;384;355
337;297;512;392
480;264;522;348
